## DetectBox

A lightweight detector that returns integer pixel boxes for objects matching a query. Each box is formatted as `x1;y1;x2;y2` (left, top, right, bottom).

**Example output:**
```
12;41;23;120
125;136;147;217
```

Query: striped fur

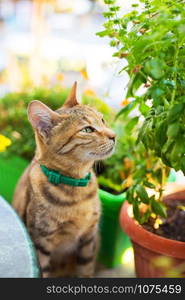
13;83;115;277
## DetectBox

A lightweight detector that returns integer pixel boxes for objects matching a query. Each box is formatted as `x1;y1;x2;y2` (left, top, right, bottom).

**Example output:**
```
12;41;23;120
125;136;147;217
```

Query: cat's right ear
63;81;79;108
28;100;60;139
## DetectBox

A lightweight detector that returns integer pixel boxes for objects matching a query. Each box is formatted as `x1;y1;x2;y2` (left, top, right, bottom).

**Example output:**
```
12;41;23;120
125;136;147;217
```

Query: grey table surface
0;195;40;278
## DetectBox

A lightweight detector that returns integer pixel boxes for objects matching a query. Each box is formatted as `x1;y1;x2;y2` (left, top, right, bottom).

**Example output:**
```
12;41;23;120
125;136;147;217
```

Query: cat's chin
90;146;115;160
100;148;115;159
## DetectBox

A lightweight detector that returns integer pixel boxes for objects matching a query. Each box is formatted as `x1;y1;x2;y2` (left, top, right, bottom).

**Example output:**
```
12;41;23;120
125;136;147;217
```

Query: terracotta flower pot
120;190;185;277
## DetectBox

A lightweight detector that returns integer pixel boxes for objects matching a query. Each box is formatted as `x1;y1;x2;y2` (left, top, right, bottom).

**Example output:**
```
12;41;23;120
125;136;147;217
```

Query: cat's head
28;82;116;168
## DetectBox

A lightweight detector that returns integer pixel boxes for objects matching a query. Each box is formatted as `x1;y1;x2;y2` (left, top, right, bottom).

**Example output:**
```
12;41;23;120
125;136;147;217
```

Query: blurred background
1;0;185;278
0;0;138;107
0;0;138;277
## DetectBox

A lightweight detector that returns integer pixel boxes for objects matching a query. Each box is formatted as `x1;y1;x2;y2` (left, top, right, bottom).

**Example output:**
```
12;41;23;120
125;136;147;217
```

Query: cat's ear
63;81;79;108
28;100;60;139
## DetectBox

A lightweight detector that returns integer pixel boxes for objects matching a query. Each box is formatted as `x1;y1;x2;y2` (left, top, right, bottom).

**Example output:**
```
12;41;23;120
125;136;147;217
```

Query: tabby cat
13;82;116;277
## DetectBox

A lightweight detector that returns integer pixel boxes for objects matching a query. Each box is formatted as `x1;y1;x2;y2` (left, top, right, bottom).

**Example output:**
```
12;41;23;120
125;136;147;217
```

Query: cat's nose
109;135;116;142
103;128;116;142
107;131;116;142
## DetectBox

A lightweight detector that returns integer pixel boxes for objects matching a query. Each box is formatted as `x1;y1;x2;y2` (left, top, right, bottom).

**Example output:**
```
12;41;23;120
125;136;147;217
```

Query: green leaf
170;138;185;168
110;40;119;47
140;209;151;224
144;58;166;80
104;0;116;4
96;30;109;37
161;140;174;167
127;73;146;97
151;199;167;218
161;79;175;88
112;51;121;57
103;12;115;18
155;120;168;147
136;185;149;204
139;119;155;149
139;102;150;116
144;181;155;189
149;87;165;101
133;201;140;221
125;116;139;131
127;188;134;204
115;100;137;119
98;176;122;193
167;123;180;139
110;6;120;12
168;103;184;123
155;168;163;184
181;156;185;175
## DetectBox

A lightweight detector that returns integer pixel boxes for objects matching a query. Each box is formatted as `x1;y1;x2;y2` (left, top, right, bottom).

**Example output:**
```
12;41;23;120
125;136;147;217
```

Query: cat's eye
81;126;95;133
102;118;105;124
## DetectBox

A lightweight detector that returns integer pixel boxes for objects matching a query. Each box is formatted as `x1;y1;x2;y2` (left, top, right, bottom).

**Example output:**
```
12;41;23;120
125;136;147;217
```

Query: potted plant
97;0;185;277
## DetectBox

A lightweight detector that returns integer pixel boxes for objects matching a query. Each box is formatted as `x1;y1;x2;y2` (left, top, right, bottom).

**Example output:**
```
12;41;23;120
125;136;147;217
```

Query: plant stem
139;70;152;84
171;44;179;105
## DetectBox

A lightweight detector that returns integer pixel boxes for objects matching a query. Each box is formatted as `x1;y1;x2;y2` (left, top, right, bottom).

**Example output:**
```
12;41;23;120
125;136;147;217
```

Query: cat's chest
51;193;100;223
30;177;100;234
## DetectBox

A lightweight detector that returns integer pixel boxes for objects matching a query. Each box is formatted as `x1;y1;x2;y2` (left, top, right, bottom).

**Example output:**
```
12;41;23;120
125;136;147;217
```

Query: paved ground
96;262;135;278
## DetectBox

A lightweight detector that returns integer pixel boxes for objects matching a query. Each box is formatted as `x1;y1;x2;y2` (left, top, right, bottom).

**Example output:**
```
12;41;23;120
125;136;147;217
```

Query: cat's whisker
93;161;98;174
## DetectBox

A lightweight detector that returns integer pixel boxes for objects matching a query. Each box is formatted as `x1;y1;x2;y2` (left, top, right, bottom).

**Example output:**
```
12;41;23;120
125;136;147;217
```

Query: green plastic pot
0;155;29;203
98;189;131;268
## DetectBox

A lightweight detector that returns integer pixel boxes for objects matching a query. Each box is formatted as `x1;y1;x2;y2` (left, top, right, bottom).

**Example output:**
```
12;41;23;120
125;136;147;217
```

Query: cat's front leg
76;230;99;278
35;246;52;278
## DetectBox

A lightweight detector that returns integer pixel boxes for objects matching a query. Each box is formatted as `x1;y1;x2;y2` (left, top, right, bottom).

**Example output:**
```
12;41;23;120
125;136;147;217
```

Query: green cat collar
40;165;91;187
